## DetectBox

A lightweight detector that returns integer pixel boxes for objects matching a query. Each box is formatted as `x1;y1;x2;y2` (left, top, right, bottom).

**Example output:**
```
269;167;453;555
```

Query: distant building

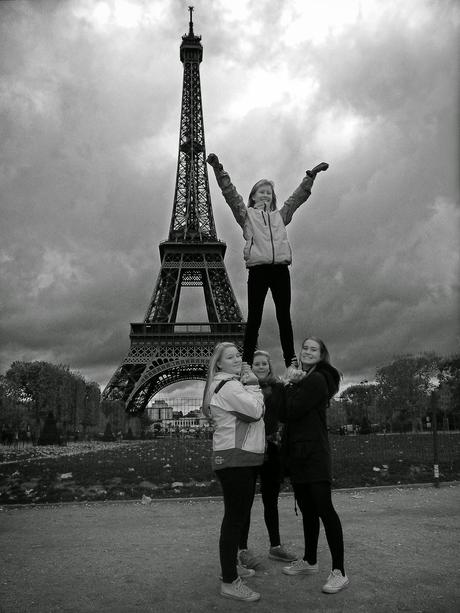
147;400;173;421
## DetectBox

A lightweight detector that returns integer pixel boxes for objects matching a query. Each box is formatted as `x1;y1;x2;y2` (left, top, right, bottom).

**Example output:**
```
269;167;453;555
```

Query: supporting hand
240;362;259;385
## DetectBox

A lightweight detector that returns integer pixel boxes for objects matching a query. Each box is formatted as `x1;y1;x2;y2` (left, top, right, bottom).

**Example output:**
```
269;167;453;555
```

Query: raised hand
306;162;329;178
206;153;221;169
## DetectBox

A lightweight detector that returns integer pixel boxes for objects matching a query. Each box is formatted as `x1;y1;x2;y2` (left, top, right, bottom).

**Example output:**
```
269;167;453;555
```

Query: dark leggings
293;481;345;574
216;466;258;583
243;264;295;367
239;448;282;549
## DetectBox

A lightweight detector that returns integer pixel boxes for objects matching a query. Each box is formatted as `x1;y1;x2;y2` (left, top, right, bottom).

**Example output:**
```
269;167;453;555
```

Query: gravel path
0;484;459;612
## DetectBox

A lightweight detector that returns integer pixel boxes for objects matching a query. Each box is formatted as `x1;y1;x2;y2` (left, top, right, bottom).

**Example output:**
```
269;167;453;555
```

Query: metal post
431;391;439;488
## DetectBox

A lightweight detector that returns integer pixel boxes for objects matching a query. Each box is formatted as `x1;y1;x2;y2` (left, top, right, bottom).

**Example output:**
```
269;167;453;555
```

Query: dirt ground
0;484;459;613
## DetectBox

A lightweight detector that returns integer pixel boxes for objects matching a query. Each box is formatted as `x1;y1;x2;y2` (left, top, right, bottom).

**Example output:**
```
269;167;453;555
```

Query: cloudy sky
1;0;459;398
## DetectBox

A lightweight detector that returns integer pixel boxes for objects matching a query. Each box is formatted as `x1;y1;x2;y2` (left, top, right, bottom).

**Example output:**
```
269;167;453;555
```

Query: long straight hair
299;336;331;367
201;342;238;418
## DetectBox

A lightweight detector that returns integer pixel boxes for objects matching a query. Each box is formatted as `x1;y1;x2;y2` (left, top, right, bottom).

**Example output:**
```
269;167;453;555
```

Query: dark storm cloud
0;0;458;390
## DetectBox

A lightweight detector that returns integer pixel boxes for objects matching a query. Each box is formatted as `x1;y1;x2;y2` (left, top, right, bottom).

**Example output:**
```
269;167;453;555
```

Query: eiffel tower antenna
103;10;245;413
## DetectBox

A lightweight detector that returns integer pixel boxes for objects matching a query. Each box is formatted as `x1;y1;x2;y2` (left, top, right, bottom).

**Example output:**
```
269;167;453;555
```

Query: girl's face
300;339;322;367
252;355;270;380
253;184;273;210
217;346;242;376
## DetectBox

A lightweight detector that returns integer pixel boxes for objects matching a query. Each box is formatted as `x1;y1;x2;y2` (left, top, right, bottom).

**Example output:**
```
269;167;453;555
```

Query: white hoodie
211;167;314;267
208;372;265;471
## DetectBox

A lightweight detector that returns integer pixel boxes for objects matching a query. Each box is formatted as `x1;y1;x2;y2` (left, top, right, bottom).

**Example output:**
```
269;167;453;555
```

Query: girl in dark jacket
281;337;349;594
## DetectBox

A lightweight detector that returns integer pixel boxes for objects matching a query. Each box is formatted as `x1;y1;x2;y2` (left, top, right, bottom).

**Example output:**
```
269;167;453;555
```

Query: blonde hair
202;342;238;419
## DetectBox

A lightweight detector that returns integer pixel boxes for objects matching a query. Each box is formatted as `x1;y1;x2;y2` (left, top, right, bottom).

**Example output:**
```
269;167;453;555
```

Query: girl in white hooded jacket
202;342;265;602
207;154;327;368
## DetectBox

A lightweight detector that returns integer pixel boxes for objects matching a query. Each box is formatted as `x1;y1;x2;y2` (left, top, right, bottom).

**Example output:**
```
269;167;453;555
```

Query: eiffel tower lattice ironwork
103;9;245;413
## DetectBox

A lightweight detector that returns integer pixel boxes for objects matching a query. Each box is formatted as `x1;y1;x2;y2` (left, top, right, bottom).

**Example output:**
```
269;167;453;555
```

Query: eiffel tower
103;8;245;413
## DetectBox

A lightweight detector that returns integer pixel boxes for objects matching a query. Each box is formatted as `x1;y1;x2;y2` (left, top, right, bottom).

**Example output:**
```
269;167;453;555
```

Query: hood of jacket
314;362;341;398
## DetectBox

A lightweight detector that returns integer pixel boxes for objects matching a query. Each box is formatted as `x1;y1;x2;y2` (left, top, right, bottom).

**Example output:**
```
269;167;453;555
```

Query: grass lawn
1;433;459;505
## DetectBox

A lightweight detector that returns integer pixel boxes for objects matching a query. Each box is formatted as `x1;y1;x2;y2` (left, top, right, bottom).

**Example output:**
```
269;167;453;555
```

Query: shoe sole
221;592;261;602
282;568;319;576
322;580;350;594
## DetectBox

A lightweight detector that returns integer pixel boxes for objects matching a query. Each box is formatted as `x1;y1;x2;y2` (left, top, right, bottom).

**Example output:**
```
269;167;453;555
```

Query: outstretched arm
280;162;329;226
207;153;247;229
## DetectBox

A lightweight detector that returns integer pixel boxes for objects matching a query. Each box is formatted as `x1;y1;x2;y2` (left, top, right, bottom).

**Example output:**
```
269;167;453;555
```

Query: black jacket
281;362;340;484
258;375;285;437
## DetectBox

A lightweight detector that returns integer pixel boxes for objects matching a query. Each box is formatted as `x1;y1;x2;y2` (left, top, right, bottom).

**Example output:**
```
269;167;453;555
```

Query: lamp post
431;390;439;488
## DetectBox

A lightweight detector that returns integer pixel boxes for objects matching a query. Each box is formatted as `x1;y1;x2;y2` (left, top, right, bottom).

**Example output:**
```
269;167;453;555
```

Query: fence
142;431;460;491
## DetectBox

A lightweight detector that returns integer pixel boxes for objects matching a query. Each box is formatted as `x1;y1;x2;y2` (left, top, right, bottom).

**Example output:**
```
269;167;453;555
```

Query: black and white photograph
1;1;459;611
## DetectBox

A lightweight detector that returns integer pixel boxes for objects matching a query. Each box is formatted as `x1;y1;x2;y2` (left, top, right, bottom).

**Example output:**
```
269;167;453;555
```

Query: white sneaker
221;577;261;602
322;569;349;593
282;559;319;575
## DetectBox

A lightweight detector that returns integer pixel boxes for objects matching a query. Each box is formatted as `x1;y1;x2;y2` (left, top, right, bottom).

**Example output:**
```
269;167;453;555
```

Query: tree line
1;353;459;440
339;353;460;433
0;361;101;440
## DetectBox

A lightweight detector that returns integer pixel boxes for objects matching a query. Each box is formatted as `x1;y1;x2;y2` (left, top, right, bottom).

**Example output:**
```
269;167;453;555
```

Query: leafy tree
340;383;379;427
102;422;114;441
0;375;31;428
38;411;60;445
4;361;103;436
437;354;460;428
375;353;440;432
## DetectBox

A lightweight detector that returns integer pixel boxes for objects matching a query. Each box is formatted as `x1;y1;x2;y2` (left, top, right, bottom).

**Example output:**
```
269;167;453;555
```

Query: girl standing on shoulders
238;350;296;569
207;153;328;368
202;342;265;603
281;337;349;594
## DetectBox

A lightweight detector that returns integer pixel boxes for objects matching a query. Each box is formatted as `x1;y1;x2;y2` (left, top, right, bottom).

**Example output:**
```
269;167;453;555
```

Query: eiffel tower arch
103;9;245;413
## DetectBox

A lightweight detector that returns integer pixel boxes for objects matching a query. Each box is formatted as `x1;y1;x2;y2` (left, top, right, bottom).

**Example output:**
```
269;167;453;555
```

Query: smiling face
217;345;242;376
300;338;322;367
252;183;273;210
252;354;271;380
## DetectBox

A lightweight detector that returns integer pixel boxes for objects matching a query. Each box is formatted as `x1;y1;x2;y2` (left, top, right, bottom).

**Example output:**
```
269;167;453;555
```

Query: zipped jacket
211;165;314;267
208;372;265;471
280;362;340;484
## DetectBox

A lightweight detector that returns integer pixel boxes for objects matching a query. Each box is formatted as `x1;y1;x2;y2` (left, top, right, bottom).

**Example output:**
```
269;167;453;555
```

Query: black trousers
243;264;295;367
292;481;345;574
216;466;258;583
239;443;282;549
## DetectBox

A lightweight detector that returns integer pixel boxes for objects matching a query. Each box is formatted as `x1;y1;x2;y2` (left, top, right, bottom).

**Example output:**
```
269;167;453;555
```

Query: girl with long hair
238;350;296;569
281;336;349;594
202;342;265;602
207;154;327;368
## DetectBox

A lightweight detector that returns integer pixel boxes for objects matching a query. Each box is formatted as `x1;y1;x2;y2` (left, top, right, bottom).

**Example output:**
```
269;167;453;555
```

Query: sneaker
269;544;297;562
239;548;265;570
322;569;349;593
219;566;255;580
282;559;319;576
221;577;261;602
